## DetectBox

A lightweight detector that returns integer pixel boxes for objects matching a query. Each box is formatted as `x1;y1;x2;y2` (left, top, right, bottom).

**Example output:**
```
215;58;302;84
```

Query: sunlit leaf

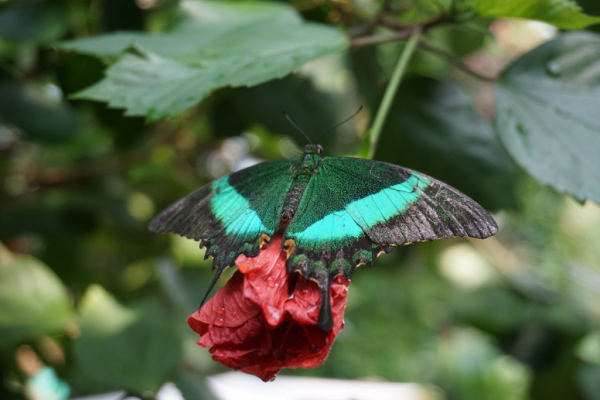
59;1;348;120
0;245;74;347
476;0;600;29
73;285;181;394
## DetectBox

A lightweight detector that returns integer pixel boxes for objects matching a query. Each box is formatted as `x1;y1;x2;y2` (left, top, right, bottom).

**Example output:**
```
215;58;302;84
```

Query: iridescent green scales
149;144;498;331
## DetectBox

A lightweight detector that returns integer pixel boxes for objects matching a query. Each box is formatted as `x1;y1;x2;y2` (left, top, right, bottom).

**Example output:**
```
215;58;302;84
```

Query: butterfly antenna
316;105;363;143
198;268;224;309
283;111;312;144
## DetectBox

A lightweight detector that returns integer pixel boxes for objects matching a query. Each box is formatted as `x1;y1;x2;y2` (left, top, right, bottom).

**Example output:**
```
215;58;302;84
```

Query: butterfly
149;139;498;331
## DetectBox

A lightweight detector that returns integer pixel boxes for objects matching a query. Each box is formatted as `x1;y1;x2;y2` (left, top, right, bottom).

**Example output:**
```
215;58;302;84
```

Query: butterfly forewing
149;159;295;272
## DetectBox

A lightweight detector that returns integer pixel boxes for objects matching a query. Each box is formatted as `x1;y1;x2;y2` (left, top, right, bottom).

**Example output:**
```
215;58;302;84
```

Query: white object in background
206;372;438;400
72;374;438;400
71;383;183;400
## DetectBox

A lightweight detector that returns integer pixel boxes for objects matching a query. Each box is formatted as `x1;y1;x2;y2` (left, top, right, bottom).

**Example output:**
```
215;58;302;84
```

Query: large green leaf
73;285;181;394
494;32;600;203
0;244;74;348
475;0;600;29
376;77;518;211
59;1;348;121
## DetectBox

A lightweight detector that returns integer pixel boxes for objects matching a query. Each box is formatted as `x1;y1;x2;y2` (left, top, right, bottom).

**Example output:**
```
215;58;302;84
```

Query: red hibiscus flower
187;234;350;382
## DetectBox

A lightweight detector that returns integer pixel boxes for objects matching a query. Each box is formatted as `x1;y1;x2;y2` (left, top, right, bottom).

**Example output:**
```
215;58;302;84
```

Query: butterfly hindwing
149;159;295;275
336;158;498;243
283;157;497;330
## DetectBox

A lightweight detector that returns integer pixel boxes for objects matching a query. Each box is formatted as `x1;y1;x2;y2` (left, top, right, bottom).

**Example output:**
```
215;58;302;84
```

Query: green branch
358;28;423;159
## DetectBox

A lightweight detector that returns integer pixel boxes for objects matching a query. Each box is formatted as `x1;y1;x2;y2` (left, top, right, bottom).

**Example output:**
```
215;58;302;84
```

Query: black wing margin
326;158;498;247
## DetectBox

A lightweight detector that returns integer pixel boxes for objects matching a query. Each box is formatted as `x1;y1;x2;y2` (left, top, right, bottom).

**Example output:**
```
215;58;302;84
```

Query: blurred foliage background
1;0;600;399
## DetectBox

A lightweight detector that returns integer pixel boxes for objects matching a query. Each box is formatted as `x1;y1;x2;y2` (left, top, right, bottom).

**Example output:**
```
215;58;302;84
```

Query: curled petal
189;272;260;330
237;240;289;326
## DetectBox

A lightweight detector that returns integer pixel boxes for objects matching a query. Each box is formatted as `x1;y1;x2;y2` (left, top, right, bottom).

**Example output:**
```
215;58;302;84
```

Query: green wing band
211;177;268;237
150;159;294;281
286;172;431;249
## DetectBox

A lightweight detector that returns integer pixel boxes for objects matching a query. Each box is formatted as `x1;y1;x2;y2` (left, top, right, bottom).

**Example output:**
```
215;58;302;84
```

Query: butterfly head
304;144;323;155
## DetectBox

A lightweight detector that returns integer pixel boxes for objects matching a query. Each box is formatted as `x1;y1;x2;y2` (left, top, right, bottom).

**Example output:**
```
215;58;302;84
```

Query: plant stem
418;41;497;82
360;28;422;159
351;29;413;47
350;14;446;48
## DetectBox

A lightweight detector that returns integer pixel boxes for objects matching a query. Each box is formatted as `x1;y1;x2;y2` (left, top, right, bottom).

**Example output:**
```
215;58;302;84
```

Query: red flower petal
190;272;260;330
187;234;351;382
237;239;289;326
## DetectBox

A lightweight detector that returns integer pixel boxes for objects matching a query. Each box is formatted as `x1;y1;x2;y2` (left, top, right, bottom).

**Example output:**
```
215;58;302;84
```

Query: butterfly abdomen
280;173;311;225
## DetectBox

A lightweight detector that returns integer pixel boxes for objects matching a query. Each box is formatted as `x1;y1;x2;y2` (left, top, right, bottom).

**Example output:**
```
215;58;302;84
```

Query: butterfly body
149;144;498;331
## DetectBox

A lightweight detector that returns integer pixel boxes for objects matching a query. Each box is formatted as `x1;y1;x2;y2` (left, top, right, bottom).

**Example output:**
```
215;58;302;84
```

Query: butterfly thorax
295;144;322;175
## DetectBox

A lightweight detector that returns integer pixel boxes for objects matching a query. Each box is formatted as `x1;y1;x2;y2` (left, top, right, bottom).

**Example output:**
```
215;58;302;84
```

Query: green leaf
0;244;74;348
77;284;138;335
475;0;600;29
494;32;600;204
59;1;348;120
376;77;518;211
73;285;181;394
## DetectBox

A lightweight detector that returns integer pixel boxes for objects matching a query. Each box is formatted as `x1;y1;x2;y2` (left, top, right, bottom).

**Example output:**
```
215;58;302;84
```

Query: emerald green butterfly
149;144;497;330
